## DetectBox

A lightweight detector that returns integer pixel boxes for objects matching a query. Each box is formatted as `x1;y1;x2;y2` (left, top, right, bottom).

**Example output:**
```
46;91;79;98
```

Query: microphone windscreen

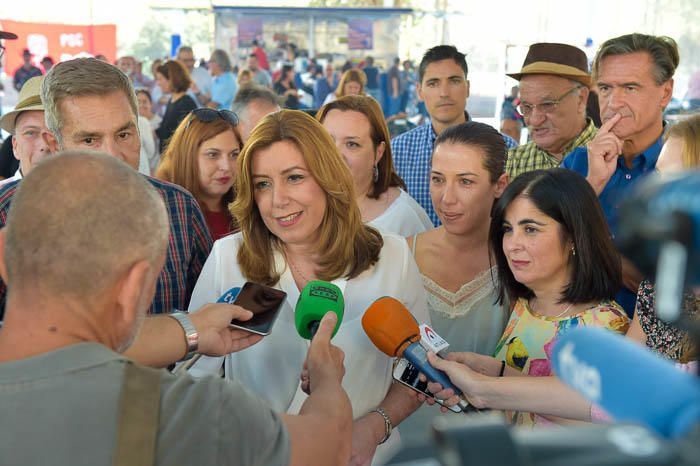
553;327;700;438
295;280;344;339
362;296;420;357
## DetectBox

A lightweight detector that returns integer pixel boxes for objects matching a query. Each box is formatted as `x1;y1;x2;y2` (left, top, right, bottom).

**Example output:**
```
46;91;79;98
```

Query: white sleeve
186;241;226;378
390;234;430;326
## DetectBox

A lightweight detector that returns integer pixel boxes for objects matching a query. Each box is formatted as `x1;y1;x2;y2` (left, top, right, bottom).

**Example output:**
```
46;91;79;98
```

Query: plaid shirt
506;119;597;180
392;116;518;226
0;176;212;317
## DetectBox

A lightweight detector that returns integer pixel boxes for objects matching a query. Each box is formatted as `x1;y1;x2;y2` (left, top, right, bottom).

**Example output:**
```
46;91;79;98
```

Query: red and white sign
419;323;450;355
0;20;116;73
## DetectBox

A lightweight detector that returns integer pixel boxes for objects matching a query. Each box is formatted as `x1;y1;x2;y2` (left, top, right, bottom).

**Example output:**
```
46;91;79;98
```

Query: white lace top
412;235;508;355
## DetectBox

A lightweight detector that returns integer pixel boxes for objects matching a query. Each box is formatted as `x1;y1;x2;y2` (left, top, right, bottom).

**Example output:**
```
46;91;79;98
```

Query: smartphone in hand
229;282;287;336
393;358;463;413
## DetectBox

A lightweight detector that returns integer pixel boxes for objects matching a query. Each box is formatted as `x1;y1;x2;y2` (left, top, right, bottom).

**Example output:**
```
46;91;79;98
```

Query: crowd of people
0;26;698;466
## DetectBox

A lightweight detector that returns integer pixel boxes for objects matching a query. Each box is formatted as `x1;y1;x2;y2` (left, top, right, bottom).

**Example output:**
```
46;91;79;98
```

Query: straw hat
507;43;591;88
0;76;44;134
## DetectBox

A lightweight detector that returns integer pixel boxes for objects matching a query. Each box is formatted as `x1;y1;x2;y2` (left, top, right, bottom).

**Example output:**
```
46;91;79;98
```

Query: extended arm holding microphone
424;352;593;421
294;282;422;465
282;312;354;466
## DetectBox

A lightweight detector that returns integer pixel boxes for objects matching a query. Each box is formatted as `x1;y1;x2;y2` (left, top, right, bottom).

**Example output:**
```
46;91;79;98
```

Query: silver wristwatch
169;311;199;361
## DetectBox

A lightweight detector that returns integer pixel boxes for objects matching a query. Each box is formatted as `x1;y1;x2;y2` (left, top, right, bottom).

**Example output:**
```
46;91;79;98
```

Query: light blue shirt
211;72;237;110
561;134;663;317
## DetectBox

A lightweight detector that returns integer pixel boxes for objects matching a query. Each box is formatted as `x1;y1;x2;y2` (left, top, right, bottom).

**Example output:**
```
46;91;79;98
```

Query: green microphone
295;280;344;339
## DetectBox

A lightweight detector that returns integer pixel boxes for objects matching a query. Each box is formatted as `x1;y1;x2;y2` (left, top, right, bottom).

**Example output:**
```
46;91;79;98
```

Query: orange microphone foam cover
361;296;421;357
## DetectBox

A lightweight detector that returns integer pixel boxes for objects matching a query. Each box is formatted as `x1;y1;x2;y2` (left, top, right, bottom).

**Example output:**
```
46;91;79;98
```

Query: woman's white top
137;116;160;175
188;232;429;464
368;189;433;237
322;92;338;106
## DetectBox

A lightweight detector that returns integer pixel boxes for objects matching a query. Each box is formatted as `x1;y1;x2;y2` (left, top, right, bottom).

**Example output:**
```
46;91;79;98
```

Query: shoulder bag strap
112;362;162;466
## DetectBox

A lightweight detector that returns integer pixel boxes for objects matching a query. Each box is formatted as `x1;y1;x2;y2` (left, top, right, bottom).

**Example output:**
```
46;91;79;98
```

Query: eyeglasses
186;108;239;130
517;86;581;117
0;44;5;61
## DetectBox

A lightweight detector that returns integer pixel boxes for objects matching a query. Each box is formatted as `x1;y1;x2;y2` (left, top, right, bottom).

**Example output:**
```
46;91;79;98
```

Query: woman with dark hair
398;121;510;441
187;110;428;464
156;109;242;240
317;95;431;235
409;121;509;354
421;168;629;428
155;59;197;152
135;89;160;174
274;64;300;109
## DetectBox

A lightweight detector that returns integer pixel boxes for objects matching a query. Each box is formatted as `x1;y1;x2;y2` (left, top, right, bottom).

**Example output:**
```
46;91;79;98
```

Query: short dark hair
418;45;468;83
156;60;191;93
434;121;506;183
489;168;621;305
593;33;679;85
135;88;152;103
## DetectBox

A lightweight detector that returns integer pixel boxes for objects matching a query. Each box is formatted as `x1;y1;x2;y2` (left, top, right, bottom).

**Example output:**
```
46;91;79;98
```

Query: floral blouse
493;297;630;428
636;280;699;362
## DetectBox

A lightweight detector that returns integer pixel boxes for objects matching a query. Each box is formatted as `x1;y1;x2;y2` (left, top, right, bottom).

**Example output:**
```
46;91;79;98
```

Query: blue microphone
217;287;241;304
362;297;474;412
552;327;700;438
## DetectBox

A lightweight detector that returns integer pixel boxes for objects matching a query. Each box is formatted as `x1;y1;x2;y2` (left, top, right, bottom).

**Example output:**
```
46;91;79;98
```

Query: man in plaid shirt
505;43;597;181
392;45;517;226
0;57;212;318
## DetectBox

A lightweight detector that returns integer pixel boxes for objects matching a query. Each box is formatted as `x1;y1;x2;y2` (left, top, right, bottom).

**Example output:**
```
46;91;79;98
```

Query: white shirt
189;66;212;107
368;189;433;237
0;168;21;187
322;92;337;106
137;116;158;176
188;232;429;464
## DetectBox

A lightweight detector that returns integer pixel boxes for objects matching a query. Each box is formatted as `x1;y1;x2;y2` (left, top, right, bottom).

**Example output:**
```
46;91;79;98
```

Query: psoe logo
60;33;84;48
556;341;601;401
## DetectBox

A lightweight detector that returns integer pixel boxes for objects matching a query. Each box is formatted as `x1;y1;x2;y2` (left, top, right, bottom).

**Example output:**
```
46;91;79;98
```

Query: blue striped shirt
391;118;518;225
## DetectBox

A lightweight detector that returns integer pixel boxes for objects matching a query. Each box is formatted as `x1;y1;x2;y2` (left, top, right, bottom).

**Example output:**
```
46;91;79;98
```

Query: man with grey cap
505;43;597;180
0;76;50;185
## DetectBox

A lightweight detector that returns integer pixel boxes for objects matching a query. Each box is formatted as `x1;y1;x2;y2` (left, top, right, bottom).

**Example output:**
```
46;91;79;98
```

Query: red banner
0;20;116;74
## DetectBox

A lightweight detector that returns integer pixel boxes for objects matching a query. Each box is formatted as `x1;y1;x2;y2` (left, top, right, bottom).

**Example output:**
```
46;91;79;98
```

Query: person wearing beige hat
505;43;597;180
0;76;50;185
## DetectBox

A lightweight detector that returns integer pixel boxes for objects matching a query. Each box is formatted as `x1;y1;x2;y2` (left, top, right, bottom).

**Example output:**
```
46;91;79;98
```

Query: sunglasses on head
187;108;239;129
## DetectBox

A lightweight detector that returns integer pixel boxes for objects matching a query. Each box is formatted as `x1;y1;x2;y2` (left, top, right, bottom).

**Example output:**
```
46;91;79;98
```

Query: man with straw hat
505;43;597;180
0;76;50;185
